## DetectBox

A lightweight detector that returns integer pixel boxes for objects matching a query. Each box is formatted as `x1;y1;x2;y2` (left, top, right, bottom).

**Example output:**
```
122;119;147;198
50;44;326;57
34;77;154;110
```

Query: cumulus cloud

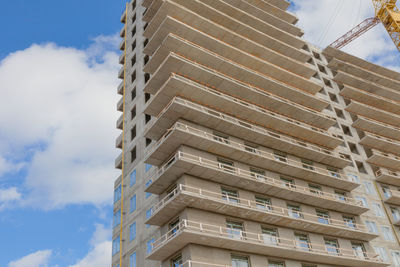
8;250;52;267
0;35;120;209
69;224;111;267
291;0;400;70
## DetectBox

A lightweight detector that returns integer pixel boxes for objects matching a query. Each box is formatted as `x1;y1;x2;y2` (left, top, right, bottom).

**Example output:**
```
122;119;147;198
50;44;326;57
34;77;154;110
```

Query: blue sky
0;1;399;267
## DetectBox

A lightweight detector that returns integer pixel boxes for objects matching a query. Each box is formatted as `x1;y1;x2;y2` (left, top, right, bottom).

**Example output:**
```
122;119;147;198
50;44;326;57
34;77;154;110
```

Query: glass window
381;226;395;241
213;131;229;144
129;252;136;267
327;167;341;178
172;254;183;267
365;221;378;234
301;159;314;170
112;237;120;255
295;233;310;251
382;186;392;199
343;216;356;229
355;196;368;207
169;219;180;238
287;204;303;219
231;255;250;267
374;246;389;262
268;260;285;267
226;220;244;240
335;191;347;202
113;210;121;228
130;195;136;213
316;210;330;224
255;196;271;211
372;203;384;217
129;222;136;241
114;185;122;203
250;167;266;182
281;177;295;189
147;238;154;254
308;184;322;195
352;242;366;259
391;251;400;266
146;208;152;219
222;188;239;203
325;238;339;255
145;179;152;198
363;181;376;195
274;151;287;163
130;170;136;187
145;163;152;172
348;173;360;183
262;227;279;245
392;207;400;222
217;158;235;173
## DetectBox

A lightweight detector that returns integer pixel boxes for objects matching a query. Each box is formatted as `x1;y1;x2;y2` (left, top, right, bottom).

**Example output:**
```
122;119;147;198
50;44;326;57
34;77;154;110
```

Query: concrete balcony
146;123;356;190
116;114;123;130
346;100;400;128
119;39;125;51
120;26;125;38
367;149;400;171
340;85;400;116
383;190;400;205
117;97;123;112
219;0;302;36
144;16;314;79
147;184;375;241
145;74;333;134
189;0;306;49
117;81;124;95
145;31;321;97
324;46;400;85
115;133;122;149
115;153;122;169
120;9;126;23
246;0;298;24
144;0;310;63
328;58;400;93
148;220;387;266
353;116;400;141
361;132;400;156
144;50;325;113
376;169;400;186
143;0;153;8
118;67;124;80
146;152;365;214
119;53;125;65
333;70;400;103
144;102;346;168
145;96;342;150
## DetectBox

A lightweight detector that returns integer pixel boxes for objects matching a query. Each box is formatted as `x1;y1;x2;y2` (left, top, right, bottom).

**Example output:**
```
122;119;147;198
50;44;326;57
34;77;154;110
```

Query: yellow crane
330;0;400;52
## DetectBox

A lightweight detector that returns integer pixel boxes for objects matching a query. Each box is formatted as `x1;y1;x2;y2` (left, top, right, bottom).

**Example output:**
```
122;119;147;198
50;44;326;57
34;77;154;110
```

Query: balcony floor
360;134;400;157
352;116;400;142
367;154;400;172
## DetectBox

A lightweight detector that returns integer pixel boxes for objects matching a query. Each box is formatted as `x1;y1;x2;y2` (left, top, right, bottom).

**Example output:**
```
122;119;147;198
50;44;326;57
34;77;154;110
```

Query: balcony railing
175;261;232;267
376;168;400;179
151;184;370;234
151;220;383;264
150;151;363;207
148;121;349;173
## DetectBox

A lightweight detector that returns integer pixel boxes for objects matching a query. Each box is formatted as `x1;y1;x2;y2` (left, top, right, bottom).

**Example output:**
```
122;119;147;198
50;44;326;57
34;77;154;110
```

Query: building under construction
112;0;400;266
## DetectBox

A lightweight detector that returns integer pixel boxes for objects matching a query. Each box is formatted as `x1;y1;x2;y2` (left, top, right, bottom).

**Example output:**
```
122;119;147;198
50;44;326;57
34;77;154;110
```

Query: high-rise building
113;0;400;266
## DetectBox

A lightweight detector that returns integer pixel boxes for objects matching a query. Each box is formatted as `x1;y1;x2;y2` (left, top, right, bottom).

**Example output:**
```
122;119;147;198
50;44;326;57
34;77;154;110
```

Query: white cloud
0;187;21;210
291;0;400;70
8;250;52;267
69;224;111;267
0;35;121;209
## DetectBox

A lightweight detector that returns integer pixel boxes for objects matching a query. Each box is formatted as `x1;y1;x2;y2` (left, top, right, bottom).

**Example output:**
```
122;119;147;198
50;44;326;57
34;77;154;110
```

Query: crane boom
372;0;400;52
330;17;380;49
329;0;400;52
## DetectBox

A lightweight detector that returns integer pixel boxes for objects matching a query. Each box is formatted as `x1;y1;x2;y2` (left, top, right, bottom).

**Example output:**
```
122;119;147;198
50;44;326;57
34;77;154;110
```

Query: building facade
112;0;400;266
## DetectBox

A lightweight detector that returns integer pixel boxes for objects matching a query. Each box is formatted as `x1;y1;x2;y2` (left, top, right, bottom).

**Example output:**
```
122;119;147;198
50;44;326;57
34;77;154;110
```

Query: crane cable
317;0;345;46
